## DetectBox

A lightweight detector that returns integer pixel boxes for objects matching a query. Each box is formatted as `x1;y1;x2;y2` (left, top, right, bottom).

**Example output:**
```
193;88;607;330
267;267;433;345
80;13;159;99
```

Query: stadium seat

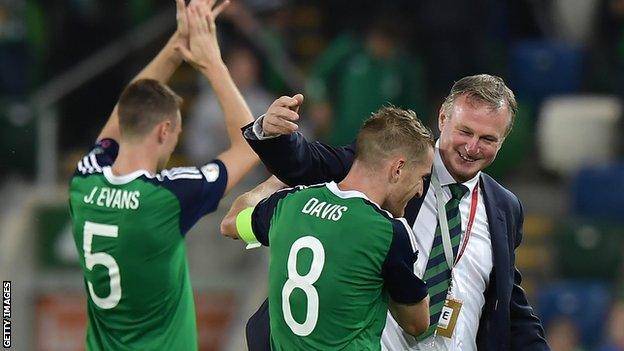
553;217;624;282
570;164;624;220
551;0;600;45
536;280;611;347
537;95;622;176
509;40;582;105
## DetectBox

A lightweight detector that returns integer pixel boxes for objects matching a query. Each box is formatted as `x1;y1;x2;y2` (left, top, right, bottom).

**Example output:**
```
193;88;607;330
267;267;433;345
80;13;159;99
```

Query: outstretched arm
242;95;356;186
176;0;259;195
220;176;286;240
97;0;191;142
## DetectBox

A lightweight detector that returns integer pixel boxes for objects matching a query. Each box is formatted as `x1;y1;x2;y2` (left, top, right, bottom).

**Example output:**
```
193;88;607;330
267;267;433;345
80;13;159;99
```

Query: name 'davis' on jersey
301;197;348;221
83;186;140;210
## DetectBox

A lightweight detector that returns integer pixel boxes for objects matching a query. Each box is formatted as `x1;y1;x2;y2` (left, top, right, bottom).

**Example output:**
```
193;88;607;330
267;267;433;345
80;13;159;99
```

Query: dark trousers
246;298;271;351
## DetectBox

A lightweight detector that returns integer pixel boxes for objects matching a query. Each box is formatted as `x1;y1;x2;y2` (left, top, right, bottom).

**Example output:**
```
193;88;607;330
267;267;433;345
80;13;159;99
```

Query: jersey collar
326;181;371;201
325;181;392;217
102;166;150;185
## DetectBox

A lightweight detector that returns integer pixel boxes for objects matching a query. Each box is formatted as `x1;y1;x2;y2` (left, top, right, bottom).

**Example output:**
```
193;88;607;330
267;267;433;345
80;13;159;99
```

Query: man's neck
337;161;387;206
111;141;158;176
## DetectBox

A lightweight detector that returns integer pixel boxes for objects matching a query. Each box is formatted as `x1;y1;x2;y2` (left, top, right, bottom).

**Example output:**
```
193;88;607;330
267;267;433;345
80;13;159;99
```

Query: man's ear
389;158;405;183
438;106;448;132
157;120;172;144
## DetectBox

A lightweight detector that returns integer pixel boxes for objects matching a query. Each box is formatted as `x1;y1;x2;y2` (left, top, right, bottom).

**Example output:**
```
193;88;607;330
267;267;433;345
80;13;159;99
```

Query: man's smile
458;150;478;163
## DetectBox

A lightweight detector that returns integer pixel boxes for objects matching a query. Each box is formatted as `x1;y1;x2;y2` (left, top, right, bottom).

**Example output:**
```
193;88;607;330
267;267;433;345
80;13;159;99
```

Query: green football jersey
68;139;228;351
247;182;427;350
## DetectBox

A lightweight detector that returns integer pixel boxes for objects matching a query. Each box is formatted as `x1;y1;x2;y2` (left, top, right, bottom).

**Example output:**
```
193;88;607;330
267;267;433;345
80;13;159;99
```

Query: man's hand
173;0;190;59
220;194;248;240
175;0;230;70
262;94;305;136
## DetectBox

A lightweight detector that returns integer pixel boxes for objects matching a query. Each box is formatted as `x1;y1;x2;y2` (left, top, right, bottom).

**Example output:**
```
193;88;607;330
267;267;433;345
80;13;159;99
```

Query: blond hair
355;106;434;168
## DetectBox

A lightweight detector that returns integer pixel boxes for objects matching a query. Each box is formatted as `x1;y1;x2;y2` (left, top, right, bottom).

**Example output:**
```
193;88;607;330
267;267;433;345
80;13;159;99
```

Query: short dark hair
442;74;517;136
117;79;183;138
355;106;434;168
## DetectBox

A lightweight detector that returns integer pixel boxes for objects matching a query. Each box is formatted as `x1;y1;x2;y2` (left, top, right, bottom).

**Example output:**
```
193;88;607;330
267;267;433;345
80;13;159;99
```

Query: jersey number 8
282;236;325;336
83;221;122;309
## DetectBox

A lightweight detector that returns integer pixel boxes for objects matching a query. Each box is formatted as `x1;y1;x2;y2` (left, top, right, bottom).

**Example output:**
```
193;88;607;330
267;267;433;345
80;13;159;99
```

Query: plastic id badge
436;297;463;338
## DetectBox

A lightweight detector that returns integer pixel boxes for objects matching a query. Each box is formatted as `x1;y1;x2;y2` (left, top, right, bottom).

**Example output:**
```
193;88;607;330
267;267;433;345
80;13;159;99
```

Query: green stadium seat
554;217;624;282
0;101;36;177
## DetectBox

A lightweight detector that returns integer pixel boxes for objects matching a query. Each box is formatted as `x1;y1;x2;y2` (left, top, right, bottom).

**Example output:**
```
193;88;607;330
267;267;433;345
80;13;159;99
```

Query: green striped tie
417;183;468;340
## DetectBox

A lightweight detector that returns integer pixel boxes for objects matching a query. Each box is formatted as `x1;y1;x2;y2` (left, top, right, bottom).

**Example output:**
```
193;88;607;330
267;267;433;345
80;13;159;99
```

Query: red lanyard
453;182;479;267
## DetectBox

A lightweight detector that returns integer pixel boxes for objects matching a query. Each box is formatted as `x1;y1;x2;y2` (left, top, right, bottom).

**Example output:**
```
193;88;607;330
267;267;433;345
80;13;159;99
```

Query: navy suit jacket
243;125;549;350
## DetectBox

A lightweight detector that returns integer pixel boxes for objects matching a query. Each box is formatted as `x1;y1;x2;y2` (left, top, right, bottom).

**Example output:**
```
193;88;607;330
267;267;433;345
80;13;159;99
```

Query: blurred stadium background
1;0;624;350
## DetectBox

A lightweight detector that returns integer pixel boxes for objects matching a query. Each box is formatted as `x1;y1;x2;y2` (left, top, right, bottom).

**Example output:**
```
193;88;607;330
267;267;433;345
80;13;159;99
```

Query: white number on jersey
83;221;122;309
281;236;325;336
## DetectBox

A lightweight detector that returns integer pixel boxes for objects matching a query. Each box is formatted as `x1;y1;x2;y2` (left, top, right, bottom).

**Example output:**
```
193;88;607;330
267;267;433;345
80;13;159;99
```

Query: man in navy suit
241;74;549;350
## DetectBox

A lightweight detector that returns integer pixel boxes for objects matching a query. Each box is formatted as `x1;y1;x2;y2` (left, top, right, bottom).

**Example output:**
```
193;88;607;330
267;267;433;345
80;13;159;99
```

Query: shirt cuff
250;115;280;140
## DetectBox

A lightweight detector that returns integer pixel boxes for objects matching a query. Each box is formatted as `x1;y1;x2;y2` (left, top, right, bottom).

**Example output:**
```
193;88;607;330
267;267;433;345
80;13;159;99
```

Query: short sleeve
251;186;302;246
381;220;428;304
158;160;228;235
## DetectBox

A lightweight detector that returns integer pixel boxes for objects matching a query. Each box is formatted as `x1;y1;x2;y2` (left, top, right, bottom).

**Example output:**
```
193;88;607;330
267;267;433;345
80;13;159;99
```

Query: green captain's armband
236;207;261;249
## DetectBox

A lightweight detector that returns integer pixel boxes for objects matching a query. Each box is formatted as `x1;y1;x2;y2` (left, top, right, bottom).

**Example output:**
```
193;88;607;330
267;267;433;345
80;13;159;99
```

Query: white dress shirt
382;142;493;351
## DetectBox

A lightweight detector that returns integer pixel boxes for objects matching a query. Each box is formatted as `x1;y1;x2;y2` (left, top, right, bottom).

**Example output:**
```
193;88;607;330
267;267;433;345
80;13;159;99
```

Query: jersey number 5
282;236;325;336
83;221;121;309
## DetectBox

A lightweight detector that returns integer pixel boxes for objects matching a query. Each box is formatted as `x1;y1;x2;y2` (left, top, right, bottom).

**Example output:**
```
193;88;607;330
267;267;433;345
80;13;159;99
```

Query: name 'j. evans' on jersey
83;186;141;210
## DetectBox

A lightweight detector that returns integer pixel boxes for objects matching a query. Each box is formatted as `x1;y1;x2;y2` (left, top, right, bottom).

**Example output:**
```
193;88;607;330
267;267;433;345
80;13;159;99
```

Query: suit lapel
480;175;509;302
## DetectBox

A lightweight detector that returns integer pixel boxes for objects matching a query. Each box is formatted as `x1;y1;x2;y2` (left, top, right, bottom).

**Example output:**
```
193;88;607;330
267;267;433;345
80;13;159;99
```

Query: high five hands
174;0;305;137
174;0;230;70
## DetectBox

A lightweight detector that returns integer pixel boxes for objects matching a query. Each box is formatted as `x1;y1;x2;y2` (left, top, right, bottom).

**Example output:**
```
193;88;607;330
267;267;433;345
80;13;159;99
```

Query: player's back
68;140;228;350
266;182;411;350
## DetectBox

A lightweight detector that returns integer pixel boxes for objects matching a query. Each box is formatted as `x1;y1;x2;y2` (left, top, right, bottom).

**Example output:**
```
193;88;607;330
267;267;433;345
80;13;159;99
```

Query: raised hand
175;0;230;70
173;0;190;60
262;94;305;136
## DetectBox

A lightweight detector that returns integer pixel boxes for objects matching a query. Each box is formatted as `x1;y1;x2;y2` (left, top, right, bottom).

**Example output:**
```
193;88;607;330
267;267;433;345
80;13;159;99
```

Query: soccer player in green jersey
222;104;434;350
68;0;259;349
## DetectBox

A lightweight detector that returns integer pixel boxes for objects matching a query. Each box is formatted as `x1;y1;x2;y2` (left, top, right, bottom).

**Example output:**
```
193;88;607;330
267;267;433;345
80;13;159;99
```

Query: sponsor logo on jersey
83;186;140;210
301;197;348;221
200;163;220;183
